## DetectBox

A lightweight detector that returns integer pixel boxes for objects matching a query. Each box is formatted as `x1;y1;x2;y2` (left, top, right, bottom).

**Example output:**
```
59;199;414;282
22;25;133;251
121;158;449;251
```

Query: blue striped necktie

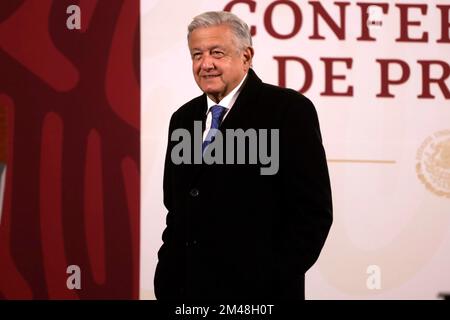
202;105;227;153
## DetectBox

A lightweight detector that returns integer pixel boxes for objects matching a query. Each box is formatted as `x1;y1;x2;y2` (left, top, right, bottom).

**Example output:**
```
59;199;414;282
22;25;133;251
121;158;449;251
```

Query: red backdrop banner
0;0;140;299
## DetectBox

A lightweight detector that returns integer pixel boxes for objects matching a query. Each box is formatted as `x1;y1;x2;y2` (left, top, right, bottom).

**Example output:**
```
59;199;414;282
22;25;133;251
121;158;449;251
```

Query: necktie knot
210;105;227;127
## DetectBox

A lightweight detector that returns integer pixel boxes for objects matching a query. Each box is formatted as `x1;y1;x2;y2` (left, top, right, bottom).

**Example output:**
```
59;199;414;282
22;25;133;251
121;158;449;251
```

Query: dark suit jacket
154;69;332;300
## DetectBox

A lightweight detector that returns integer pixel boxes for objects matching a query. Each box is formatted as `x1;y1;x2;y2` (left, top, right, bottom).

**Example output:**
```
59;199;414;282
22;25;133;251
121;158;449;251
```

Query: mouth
201;74;220;79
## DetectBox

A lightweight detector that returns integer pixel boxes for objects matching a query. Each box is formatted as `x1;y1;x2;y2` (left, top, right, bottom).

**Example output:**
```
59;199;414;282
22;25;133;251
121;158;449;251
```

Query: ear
242;47;254;67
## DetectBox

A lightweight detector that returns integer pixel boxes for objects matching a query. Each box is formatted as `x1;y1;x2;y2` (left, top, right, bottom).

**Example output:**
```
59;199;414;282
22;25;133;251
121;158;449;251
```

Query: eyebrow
191;45;225;52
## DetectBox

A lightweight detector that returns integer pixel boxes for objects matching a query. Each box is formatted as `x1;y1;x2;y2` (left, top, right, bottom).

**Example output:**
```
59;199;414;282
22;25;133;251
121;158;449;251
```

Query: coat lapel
220;68;262;131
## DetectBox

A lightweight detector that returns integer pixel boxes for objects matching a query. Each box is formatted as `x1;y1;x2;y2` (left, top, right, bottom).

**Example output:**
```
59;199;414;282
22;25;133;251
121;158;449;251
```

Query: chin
200;80;223;91
202;87;223;96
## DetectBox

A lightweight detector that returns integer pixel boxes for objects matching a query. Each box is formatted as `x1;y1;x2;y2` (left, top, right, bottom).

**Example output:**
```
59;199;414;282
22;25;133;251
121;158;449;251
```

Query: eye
211;50;224;58
192;52;202;60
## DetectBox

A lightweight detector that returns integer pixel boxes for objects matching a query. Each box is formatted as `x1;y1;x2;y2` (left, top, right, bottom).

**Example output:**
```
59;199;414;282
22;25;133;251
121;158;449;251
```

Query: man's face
188;24;253;103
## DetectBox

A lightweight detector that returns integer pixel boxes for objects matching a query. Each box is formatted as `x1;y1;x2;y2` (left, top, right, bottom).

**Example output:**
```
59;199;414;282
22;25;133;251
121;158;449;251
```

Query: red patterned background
0;0;140;299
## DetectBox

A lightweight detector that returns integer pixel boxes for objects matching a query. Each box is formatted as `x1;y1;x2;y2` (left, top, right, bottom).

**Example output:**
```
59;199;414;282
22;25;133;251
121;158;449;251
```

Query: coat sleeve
154;112;184;300
277;93;333;275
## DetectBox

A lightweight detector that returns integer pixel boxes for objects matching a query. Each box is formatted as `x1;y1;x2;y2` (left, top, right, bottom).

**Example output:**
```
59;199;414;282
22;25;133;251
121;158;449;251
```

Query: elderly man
154;11;332;300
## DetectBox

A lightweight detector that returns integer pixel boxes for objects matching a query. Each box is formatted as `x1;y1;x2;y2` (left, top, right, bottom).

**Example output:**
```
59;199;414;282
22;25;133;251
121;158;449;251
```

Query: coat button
185;240;198;247
189;188;199;197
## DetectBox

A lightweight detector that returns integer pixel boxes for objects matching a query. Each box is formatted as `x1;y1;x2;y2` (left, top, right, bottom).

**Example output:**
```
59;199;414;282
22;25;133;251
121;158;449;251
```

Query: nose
200;54;214;71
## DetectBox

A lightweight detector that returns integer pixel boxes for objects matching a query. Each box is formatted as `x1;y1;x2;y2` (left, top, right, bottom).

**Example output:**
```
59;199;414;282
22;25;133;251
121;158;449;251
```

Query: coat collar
221;68;262;130
196;68;263;130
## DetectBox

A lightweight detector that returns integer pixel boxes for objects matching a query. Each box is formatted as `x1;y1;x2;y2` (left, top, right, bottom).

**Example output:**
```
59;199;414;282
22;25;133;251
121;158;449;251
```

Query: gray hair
187;11;252;51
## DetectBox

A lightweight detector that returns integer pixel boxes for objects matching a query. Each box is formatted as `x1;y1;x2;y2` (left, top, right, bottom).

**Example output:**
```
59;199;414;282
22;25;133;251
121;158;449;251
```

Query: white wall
141;0;450;299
